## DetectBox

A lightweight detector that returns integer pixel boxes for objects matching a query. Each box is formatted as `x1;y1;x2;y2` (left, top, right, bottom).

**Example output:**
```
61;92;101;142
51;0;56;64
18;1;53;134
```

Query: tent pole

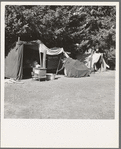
39;44;41;66
18;37;20;42
90;48;94;71
39;53;41;66
43;50;47;68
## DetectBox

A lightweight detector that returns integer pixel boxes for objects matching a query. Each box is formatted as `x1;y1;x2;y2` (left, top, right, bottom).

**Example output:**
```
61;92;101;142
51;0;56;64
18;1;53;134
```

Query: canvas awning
39;43;64;55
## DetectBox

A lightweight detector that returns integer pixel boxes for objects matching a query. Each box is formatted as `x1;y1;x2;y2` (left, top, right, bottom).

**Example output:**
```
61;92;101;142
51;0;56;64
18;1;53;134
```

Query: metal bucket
46;73;55;81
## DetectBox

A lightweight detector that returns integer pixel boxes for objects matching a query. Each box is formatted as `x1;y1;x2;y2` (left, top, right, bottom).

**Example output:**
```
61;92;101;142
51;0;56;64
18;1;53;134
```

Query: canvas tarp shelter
5;40;67;80
63;57;91;77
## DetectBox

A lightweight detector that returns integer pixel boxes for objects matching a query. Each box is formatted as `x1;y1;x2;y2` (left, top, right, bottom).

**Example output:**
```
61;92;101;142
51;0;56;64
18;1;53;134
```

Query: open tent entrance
23;44;40;78
22;44;64;78
46;53;63;73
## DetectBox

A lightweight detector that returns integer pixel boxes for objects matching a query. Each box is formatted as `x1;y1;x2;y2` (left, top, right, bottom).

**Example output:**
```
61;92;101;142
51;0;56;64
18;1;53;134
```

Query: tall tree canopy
5;5;116;68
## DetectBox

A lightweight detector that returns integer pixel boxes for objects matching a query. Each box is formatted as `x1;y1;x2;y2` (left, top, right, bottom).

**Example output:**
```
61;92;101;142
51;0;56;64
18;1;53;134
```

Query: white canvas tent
76;50;109;72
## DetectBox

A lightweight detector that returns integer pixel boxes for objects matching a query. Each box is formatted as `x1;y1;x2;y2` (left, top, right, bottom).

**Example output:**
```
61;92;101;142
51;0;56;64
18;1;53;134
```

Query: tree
5;5;116;68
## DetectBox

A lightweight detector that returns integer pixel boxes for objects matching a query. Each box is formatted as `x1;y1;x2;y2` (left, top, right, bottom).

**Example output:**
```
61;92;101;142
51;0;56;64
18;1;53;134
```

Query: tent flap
5;44;23;79
16;45;23;80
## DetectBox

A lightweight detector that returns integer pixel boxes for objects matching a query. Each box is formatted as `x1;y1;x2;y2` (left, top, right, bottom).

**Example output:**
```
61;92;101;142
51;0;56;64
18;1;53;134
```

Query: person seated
31;61;41;77
33;61;41;68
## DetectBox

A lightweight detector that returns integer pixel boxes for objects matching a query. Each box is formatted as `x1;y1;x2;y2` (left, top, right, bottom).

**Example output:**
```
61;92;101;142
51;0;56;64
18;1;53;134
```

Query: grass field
4;70;115;119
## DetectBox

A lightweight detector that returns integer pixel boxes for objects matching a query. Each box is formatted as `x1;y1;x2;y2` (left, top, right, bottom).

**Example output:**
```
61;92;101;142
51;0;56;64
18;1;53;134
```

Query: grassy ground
4;70;115;119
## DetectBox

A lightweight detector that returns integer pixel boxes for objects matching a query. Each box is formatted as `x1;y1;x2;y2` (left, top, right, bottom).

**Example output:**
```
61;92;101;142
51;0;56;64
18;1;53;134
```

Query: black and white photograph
1;1;119;148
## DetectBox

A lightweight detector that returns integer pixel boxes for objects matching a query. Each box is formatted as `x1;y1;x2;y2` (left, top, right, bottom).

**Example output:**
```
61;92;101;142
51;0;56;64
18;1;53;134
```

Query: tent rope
55;56;61;75
57;64;64;73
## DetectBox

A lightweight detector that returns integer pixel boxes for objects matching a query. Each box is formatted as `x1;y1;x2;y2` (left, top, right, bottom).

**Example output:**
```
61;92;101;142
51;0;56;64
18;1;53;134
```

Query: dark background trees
5;5;116;68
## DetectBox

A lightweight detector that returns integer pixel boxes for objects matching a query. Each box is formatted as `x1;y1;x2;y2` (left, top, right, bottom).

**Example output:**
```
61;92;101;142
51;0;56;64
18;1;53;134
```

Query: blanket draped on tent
63;58;91;77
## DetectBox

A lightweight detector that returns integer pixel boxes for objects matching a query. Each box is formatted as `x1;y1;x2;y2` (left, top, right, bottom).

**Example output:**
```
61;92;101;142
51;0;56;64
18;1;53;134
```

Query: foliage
5;5;116;68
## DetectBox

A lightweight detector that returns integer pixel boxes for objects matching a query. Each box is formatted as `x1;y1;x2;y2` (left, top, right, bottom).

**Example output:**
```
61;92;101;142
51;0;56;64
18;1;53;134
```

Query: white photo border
1;2;119;148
